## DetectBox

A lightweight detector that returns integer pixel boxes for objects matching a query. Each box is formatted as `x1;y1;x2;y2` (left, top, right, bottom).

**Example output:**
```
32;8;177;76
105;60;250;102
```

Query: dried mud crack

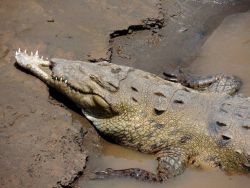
89;0;165;63
109;18;164;39
107;16;165;63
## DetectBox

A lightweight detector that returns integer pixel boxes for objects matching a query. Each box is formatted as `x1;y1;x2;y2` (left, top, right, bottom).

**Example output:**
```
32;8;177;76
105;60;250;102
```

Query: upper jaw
15;48;51;80
15;48;50;67
15;49;93;95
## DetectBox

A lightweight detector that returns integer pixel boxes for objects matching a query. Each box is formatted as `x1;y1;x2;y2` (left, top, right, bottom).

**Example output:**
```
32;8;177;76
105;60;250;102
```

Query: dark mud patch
111;0;250;76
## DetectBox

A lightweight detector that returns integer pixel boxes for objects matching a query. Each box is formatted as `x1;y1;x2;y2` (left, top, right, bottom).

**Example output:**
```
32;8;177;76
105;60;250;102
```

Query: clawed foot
88;167;163;182
163;69;241;95
91;168;114;179
89;168;115;180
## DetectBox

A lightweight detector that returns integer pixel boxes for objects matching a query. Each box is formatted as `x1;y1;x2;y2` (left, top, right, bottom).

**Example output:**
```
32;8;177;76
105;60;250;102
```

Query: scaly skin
15;49;250;182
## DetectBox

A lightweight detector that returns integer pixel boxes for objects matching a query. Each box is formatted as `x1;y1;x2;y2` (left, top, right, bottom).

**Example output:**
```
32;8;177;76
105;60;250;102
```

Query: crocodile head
15;49;133;119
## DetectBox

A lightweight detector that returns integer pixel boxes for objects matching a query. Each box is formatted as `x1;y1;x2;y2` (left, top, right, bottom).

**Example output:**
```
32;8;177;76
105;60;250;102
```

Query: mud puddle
77;10;250;188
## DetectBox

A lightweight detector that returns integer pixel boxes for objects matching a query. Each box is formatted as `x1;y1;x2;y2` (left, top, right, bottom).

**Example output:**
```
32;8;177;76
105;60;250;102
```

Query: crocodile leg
91;148;188;182
163;70;241;95
163;69;219;88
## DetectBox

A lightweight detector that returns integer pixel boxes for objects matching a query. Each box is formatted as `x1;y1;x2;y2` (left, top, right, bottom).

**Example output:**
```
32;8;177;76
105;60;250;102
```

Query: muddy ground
0;0;250;188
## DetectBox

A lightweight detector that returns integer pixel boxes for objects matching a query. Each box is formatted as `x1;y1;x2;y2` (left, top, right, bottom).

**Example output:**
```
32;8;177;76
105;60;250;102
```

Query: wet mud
0;0;250;188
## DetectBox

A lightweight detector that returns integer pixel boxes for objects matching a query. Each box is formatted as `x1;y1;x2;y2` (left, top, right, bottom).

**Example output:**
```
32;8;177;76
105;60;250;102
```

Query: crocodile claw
89;168;115;180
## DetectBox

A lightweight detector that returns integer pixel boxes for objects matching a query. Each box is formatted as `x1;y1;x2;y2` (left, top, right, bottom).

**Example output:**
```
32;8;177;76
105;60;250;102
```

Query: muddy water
81;141;250;188
189;11;250;95
78;11;250;188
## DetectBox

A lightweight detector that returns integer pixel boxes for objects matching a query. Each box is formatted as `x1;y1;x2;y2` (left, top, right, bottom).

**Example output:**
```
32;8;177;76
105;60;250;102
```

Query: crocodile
15;49;250;182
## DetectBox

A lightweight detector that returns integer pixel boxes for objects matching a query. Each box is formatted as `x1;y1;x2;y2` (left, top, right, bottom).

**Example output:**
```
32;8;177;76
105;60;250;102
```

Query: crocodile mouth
15;49;90;95
15;49;115;117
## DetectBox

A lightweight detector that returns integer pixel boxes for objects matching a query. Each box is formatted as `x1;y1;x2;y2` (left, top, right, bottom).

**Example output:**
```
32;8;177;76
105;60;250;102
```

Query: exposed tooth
15;51;18;55
18;48;20;52
31;52;33;56
41;56;43;60
55;77;58;80
35;50;38;56
24;49;27;54
60;77;62;81
65;80;68;84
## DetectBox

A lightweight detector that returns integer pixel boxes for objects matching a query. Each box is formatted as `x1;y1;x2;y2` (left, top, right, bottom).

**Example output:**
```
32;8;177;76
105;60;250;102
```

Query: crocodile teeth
31;52;33;56
24;49;27;54
15;49;20;55
65;80;68;84
18;48;21;52
41;56;43;60
60;77;63;82
35;50;38;56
